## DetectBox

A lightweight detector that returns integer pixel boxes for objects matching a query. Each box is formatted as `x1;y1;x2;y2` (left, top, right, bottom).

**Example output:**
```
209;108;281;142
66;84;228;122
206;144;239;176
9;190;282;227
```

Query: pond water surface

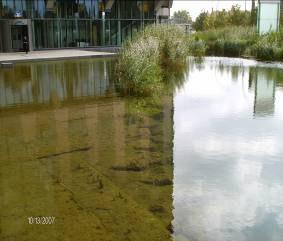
0;57;283;241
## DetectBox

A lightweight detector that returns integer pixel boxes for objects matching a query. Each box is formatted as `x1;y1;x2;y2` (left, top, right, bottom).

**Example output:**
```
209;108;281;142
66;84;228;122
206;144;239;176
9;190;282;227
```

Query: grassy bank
116;24;283;97
194;26;283;61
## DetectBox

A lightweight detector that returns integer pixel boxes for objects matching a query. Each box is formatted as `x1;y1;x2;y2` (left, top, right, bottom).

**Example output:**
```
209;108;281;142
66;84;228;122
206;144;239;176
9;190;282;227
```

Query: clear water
0;58;173;241
1;57;283;241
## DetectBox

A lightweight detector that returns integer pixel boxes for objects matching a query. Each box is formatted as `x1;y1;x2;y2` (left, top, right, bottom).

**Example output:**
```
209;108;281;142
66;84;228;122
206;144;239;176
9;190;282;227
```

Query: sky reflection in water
173;57;283;241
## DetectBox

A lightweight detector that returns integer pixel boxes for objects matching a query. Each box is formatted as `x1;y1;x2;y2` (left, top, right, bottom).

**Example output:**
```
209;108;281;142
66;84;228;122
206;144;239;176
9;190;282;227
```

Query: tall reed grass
116;25;191;96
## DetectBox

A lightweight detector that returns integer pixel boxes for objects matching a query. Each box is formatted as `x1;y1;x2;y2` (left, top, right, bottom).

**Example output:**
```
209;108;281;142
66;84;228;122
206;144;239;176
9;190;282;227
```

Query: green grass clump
187;39;206;57
251;43;275;61
223;40;248;57
116;24;190;96
116;36;162;96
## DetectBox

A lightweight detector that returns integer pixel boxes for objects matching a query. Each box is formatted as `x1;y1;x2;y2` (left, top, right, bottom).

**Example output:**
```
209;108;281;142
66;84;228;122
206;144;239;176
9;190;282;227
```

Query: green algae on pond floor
0;59;174;241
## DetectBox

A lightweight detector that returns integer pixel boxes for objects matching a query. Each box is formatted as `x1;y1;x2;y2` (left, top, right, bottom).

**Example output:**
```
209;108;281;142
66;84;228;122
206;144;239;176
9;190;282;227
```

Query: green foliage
223;40;247;57
192;25;283;62
116;25;190;96
193;12;209;31
274;47;283;61
116;36;162;96
173;10;192;24
117;22;283;98
250;37;278;61
210;39;225;56
228;5;249;26
188;39;206;57
193;5;253;31
252;44;275;61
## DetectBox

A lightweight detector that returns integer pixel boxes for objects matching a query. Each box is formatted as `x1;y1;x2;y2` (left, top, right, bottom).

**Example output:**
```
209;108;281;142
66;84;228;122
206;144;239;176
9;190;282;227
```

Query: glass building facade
0;0;172;52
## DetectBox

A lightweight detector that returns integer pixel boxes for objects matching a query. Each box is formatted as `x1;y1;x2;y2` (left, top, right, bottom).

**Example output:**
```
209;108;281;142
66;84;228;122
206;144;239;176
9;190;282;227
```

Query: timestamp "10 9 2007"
27;216;55;225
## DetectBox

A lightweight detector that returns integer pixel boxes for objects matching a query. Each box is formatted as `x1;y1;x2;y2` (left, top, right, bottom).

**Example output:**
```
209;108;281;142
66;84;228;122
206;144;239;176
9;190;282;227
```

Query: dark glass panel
143;0;155;19
78;20;90;47
53;20;60;47
133;0;143;19
1;0;14;18
33;20;45;49
93;0;99;18
78;0;87;18
35;0;46;18
60;19;66;47
67;20;77;47
14;0;23;13
104;19;110;45
26;0;34;18
121;20;133;42
0;0;3;18
85;0;93;18
91;19;102;46
110;19;118;45
44;0;58;18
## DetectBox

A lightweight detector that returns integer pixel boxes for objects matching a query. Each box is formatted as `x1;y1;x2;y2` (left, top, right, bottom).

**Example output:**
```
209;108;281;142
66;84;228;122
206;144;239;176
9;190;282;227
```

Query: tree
231;5;251;26
193;11;209;31
173;10;192;24
192;5;253;31
214;9;229;29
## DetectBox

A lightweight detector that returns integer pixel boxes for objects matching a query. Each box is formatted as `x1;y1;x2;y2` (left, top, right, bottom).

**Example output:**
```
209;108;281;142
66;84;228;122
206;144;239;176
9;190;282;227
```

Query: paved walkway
0;49;116;63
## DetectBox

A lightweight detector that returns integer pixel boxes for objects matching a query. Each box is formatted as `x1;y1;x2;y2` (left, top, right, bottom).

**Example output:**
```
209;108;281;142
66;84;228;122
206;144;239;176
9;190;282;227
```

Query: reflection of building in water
253;69;276;117
0;58;115;107
257;0;280;34
0;92;174;240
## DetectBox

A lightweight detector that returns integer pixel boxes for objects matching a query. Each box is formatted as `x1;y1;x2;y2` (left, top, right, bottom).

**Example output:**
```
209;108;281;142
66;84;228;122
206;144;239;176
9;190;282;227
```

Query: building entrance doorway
11;25;28;51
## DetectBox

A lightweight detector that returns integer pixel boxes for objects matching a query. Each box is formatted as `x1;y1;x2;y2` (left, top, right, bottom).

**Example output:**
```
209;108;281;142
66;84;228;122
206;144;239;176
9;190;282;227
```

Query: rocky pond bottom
1;57;283;241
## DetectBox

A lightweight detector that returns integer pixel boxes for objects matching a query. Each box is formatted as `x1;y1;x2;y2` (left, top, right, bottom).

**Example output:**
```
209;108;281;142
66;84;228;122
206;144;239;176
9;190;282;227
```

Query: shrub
274;47;283;61
188;39;206;57
223;40;248;57
213;39;225;56
251;43;275;61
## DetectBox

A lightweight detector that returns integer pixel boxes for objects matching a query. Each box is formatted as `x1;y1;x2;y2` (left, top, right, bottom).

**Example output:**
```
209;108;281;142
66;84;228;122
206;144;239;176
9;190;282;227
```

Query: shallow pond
0;57;283;241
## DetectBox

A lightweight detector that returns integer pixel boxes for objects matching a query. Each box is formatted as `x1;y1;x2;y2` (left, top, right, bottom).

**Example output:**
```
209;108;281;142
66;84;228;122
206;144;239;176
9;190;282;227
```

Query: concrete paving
0;49;117;63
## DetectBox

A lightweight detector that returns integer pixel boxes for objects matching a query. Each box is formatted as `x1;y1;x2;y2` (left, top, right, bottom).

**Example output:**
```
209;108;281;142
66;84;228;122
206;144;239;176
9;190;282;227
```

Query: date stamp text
27;216;55;225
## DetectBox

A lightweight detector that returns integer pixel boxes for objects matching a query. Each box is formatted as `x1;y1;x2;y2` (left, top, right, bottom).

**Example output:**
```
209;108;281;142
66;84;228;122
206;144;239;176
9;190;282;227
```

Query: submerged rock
111;162;146;172
97;179;103;189
140;178;173;186
149;205;165;213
